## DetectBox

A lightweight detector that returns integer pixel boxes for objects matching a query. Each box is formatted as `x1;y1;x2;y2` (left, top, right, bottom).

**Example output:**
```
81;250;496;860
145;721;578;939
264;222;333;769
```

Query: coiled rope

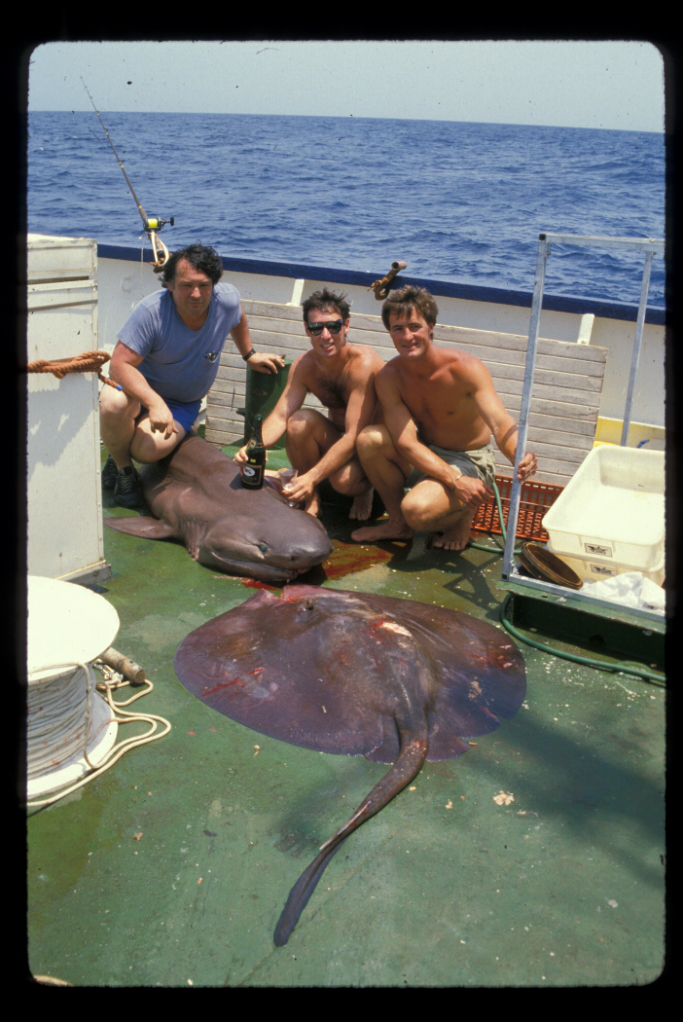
27;660;172;810
148;230;170;273
25;349;122;390
28;662;98;780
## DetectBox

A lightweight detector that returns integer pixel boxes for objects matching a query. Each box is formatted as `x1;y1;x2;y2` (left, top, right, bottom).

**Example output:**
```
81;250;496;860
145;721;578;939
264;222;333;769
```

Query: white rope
27;662;97;779
149;230;170;270
26;660;172;810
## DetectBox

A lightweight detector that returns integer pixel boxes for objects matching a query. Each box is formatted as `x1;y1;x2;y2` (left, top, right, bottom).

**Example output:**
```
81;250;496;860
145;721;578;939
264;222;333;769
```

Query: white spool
27;576;121;800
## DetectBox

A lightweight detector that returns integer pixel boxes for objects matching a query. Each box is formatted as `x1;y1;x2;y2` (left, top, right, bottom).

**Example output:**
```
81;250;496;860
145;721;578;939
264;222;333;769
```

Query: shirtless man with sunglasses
234;288;385;519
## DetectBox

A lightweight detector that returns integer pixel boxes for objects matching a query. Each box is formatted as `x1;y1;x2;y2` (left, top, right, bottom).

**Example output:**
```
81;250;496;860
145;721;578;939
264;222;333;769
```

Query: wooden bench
205;299;608;488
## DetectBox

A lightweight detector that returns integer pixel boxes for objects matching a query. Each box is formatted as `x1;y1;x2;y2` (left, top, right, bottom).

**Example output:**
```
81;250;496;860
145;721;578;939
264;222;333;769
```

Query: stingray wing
173;587;527;763
284;590;527;760
352;596;527;760
174;589;388;756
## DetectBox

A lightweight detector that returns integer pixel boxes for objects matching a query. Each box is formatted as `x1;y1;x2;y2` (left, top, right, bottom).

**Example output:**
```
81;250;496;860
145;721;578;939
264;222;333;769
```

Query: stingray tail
273;726;428;947
273;836;349;947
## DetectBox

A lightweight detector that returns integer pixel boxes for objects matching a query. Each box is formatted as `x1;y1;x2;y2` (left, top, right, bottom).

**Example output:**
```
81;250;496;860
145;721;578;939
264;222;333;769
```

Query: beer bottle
242;414;266;489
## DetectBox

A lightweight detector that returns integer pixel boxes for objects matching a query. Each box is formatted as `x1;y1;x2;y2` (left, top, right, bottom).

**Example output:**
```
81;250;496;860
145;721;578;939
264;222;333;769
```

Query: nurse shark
104;432;333;582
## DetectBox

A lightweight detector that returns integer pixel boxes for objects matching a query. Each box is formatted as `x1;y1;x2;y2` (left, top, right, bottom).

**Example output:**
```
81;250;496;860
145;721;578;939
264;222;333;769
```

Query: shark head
105;434;335;583
190;508;334;582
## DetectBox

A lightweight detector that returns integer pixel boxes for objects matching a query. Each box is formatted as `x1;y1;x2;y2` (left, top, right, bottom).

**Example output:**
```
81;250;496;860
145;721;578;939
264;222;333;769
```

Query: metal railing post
621;250;655;446
500;231;663;587
502;234;550;578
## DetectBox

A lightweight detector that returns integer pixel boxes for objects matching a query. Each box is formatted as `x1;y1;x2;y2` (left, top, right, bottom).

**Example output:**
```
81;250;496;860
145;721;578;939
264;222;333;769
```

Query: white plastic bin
546;544;665;587
542;446;664;570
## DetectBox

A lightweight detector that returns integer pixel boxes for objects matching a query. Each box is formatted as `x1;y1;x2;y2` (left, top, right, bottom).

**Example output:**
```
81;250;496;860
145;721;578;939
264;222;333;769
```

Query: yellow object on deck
593;416;665;450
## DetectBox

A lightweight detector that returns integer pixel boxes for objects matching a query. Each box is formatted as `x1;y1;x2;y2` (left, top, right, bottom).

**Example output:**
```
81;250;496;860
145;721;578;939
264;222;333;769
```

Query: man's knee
286;408;322;440
131;438;182;466
99;385;137;424
131;420;185;464
356;424;389;459
329;460;366;496
400;487;431;530
401;482;461;531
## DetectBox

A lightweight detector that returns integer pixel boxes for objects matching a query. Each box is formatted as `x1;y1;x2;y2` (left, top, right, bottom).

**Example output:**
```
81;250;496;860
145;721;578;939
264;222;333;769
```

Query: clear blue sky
28;40;665;131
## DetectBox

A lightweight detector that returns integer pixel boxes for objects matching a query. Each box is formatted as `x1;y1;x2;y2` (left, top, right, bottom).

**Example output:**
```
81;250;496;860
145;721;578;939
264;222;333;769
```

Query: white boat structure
26;231;666;588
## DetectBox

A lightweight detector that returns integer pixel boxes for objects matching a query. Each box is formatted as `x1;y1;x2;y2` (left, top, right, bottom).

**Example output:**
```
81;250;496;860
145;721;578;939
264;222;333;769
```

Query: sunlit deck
27;440;665;988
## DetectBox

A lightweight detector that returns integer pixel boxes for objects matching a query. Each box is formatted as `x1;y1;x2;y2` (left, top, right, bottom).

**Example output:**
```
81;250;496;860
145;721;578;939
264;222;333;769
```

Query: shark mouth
202;550;319;583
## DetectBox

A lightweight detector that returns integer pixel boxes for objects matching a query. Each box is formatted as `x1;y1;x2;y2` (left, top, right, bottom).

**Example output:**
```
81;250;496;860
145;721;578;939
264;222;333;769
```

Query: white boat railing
502;232;665;582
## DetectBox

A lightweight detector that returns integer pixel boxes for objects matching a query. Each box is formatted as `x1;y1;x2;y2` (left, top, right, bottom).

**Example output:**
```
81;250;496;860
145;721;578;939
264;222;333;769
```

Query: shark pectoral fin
104;516;176;541
181;520;206;561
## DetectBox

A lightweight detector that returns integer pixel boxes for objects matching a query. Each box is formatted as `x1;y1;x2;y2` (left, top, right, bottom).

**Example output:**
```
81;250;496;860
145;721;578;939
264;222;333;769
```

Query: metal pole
502;234;550;578
540;233;662;254
621;250;655;446
500;231;663;594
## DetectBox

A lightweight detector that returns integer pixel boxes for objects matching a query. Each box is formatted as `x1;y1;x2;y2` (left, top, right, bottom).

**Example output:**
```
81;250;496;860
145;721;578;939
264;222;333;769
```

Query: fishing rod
82;79;174;272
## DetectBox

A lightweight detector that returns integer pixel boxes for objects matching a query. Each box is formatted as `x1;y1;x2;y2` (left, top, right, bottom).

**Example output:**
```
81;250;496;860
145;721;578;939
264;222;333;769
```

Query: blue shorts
136;398;201;435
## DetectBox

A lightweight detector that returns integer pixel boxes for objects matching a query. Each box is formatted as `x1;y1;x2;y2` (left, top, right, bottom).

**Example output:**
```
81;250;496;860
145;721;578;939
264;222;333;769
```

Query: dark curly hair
381;286;439;330
161;244;224;286
302;288;350;323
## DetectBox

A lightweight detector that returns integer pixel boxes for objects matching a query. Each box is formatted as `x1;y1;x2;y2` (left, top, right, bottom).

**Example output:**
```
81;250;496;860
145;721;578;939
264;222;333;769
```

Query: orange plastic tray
471;475;564;543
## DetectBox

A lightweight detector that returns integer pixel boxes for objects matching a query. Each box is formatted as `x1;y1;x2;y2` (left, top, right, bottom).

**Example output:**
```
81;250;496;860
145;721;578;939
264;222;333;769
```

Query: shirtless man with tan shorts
235;288;385;520
350;286;537;551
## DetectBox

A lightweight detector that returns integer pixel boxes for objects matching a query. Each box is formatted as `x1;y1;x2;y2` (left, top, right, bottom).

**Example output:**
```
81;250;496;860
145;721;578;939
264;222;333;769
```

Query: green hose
499;593;665;685
470;480;522;555
475;484;665;685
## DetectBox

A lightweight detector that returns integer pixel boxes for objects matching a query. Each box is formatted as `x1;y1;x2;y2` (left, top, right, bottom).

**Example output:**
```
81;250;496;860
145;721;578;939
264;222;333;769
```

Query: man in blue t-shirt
99;244;284;508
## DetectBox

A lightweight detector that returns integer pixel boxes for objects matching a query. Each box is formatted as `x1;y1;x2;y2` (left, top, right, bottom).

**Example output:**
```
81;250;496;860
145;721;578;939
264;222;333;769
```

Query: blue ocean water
27;111;666;308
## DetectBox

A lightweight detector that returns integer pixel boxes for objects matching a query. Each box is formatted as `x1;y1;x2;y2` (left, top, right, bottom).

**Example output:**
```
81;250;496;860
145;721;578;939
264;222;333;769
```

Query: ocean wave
27;112;665;306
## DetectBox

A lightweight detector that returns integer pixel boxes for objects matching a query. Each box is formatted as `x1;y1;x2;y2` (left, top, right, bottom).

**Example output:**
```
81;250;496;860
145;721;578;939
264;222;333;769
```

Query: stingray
173;585;526;946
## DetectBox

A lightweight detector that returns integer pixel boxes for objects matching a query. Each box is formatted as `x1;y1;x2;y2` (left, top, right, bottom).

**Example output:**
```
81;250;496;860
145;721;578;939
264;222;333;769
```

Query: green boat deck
27;445;666;988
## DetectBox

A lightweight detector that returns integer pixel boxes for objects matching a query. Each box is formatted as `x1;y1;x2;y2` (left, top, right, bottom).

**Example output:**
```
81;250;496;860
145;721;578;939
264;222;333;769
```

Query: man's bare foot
430;517;473;552
348;488;374;521
351;517;414;543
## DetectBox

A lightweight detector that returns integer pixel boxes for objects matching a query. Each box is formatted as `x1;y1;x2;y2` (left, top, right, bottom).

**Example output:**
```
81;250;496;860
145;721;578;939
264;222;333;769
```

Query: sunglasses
307;320;344;336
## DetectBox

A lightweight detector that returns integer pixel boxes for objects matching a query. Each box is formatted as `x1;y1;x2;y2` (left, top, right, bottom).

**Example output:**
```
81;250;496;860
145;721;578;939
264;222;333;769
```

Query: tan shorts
406;442;496;490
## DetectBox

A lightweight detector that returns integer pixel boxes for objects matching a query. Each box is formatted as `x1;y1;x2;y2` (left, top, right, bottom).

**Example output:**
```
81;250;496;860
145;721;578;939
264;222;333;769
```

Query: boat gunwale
96;242;667;326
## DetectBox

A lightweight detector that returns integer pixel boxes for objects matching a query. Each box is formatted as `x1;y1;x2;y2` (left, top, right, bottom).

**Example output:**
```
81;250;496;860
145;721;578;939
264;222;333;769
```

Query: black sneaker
114;466;144;509
102;454;118;489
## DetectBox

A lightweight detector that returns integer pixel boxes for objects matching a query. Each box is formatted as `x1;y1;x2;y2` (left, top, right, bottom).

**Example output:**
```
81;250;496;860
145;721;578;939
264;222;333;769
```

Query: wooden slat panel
204;423;246;447
506;376;596;401
247;332;310;354
207;299;608;485
242;300;606;358
242;301;608;370
242;299;303;321
334;338;607;381
213;359;604;404
351;312;608;360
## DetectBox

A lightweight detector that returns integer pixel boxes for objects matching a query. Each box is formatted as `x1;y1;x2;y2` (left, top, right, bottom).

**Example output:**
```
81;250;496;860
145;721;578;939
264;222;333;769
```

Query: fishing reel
143;216;174;234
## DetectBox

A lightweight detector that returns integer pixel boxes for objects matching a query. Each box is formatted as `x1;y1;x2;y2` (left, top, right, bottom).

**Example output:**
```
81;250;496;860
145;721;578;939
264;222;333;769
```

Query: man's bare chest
400;374;473;424
310;374;349;409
